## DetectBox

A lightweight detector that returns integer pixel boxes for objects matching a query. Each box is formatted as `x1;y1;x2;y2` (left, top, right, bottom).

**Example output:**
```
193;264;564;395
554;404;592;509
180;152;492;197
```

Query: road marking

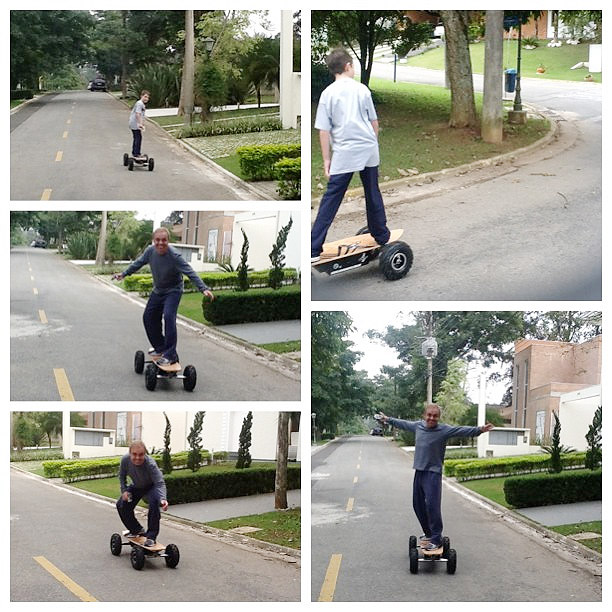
319;554;342;602
39;309;48;324
55;151;63;162
30;275;35;281
53;368;75;401
32;288;38;295
356;463;360;470
33;556;97;602
63;131;68;138
346;497;354;512
41;189;52;200
66;119;71;124
353;476;358;484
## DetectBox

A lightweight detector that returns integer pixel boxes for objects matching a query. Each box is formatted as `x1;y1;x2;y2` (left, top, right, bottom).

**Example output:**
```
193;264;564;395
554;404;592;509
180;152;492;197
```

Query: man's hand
323;158;331;179
112;273;124;281
139;124;145;132
374;412;389;424
480;422;495;433
121;491;131;502
161;499;169;511
202;289;214;301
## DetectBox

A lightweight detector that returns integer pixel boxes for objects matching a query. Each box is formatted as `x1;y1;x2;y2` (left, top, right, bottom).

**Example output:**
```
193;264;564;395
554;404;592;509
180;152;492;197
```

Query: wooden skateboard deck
421;546;443;556
151;357;181;373
126;535;165;552
313;229;404;265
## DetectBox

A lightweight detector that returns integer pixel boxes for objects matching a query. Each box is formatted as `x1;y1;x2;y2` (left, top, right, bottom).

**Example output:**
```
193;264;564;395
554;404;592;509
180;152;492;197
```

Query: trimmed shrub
503;469;601;508
444;452;586;480
237;144;301;181
177;116;282;139
11;89;34;100
165;464;301;504
311;63;333;102
202;285;300;325
274;157;301;200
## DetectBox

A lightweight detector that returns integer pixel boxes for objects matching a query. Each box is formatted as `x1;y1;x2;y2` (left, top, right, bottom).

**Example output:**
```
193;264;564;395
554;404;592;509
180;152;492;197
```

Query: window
207;229;219;262
75;430;103;446
522;359;529;427
513;364;519;426
489;430;518;446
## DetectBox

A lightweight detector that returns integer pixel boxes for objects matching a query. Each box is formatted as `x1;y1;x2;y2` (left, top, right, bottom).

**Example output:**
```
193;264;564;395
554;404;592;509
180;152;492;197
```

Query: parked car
30;239;46;248
90;77;107;92
370;427;383;436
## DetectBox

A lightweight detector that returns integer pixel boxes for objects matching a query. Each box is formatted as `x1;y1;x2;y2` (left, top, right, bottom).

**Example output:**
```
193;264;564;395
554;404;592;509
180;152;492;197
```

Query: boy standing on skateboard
113;227;214;366
311;48;391;262
377;404;494;550
116;441;168;546
129;90;150;161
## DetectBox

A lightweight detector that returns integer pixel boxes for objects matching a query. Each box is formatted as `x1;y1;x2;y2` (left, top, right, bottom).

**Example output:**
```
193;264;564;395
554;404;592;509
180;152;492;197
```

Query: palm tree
246;37;279;108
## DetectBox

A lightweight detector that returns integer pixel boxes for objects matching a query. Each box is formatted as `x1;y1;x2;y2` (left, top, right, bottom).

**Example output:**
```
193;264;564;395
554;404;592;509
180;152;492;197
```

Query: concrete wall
558;385;601;451
64;427;125;459
480;428;539;458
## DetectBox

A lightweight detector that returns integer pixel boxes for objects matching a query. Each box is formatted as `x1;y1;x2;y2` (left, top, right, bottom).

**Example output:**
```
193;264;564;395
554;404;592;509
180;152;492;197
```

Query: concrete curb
10;93;50;115
10;465;300;566
81;268;301;382
311;104;559;210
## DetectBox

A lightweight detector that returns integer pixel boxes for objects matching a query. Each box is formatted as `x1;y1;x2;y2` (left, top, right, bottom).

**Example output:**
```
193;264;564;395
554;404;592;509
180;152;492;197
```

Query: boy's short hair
141;90;150;97
326;48;353;75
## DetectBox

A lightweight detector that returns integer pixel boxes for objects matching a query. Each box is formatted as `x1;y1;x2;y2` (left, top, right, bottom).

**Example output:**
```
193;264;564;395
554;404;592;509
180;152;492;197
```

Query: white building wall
479;428;540;457
558;385;601;451
65;428;125;459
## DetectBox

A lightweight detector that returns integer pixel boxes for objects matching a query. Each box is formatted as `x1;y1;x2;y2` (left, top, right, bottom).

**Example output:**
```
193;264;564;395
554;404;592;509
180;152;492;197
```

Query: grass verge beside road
311;78;549;197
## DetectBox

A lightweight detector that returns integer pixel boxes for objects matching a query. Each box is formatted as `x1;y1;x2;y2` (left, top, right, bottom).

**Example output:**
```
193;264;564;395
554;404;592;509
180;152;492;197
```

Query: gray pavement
216;319;301;344
517;501;601;526
168;489;301;523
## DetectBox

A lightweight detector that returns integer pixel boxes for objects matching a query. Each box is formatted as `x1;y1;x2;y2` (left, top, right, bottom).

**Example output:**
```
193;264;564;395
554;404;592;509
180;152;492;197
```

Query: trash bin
505;69;517;93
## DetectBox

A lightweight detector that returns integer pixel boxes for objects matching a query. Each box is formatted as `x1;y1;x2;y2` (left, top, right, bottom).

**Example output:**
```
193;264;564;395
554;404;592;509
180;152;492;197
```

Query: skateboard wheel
131;546;145;570
128;158;134;171
123;153;129;167
356;226;370;235
110;533;122;556
409;547;419;574
183;365;197;392
442;536;450;559
145;363;157;391
409;535;417;551
165;543;180;568
379;241;413;281
446;548;457;574
134;350;145;374
148;158;154;171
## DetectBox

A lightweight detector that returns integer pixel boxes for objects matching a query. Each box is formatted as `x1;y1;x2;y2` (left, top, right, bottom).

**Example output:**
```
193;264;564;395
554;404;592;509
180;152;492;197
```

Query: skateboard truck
133;350;197;392
409;535;456;574
110;531;180;570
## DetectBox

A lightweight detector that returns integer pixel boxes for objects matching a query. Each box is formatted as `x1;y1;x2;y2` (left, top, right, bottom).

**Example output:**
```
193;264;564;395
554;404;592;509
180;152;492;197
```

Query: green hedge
165;464;301;504
11;89;34;100
202;285;301;325
177;116;282;139
503;469;602;508
444;452;586;481
275;156;301;200
237;144;301;181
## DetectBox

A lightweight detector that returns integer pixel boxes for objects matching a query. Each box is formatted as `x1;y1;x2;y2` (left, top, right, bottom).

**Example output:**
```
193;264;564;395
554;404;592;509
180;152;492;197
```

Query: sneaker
423;541;441;551
148;347;162;357
156;356;174;366
125;529;145;538
144;538;156;547
311;255;321;263
418;534;431;545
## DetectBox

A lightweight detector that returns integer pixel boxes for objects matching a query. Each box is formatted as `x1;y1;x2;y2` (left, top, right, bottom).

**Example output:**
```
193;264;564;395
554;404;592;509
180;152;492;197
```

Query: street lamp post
311;412;317;445
513;20;523;112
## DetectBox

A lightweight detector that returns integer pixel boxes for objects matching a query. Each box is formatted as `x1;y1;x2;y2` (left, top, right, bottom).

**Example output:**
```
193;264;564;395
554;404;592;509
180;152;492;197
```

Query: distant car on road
30;239;46;248
370;427;383;436
89;77;107;92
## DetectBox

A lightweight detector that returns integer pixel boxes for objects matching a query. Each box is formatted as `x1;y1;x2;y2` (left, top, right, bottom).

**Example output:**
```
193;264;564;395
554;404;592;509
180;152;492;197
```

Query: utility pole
421;312;437;405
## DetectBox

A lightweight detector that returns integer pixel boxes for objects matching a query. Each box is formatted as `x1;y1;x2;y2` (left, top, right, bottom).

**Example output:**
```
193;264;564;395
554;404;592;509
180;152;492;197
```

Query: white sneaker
311;255;320;263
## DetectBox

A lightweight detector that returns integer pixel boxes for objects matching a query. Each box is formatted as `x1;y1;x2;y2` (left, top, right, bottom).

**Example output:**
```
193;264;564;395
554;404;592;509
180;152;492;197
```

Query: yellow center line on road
319;553;342;602
55;151;63;162
33;556;97;602
30;275;35;281
41;189;52;200
353;476;358;484
66;119;71;124
346;497;354;512
39;310;48;324
53;368;75;401
32;288;38;295
63;131;68;138
356;464;360;470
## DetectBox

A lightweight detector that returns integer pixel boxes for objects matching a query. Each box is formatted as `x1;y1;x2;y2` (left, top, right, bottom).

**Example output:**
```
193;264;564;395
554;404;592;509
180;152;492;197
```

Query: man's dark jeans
143;289;182;362
412;470;443;546
116;484;163;540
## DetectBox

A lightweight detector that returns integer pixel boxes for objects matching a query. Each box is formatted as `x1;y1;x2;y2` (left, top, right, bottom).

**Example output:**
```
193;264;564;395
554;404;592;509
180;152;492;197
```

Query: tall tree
95;211;108;266
187;411;205;472
434;358;471;424
274;411;290;509
482;10;504;144
268;216;293;290
179;10;195;123
161;412;173;474
439;10;478;129
236;411;253;469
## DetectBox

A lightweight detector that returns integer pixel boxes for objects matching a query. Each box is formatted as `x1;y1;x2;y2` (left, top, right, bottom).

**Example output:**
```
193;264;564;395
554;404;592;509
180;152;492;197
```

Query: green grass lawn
312;78;549;197
151;106;279;129
405;39;602;82
177;291;209;325
257;340;301;354
550;521;602;554
206;508;300;549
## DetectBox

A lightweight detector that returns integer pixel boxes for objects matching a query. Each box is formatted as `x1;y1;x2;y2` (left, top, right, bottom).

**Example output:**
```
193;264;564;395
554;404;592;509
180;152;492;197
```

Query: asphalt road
10;469;300;602
10;247;300;401
10;90;258;201
312;68;601;300
311;437;601;602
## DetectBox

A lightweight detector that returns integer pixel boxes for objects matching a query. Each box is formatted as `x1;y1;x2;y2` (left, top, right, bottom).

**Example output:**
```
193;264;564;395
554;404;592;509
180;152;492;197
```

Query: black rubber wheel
183;365;197;392
409;547;419;574
442;536;451;559
409;535;417;551
110;533;122;556
379;241;413;281
128;159;134;171
130;546;145;570
356;226;370;235
165;543;180;568
145;363;157;391
446;548;457;574
134;350;145;374
123;153;129;167
148;158;155;171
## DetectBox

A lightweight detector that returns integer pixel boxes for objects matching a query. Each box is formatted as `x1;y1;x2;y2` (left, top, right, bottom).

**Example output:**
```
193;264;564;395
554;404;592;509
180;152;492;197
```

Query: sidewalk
516;500;601;526
216;319;300;344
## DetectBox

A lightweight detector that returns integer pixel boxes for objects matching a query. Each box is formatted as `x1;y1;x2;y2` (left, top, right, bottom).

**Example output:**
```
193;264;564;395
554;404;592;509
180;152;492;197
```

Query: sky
345;307;509;404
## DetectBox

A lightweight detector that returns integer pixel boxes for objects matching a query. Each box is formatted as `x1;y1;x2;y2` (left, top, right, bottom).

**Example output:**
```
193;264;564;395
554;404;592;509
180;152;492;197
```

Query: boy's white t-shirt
314;77;379;175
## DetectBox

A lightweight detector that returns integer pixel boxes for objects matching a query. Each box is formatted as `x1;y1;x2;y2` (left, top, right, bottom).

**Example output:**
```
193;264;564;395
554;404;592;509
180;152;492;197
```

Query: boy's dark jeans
412;470;443;546
116;484;163;540
143;289;182;362
131;129;142;156
311;165;391;257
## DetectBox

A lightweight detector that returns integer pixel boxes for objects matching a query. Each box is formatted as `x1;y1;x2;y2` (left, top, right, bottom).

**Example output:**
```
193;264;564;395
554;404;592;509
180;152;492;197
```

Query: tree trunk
95;211;108;266
121;11;128;99
178;10;195;123
482;11;504;144
274;412;290;509
440;10;477;129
